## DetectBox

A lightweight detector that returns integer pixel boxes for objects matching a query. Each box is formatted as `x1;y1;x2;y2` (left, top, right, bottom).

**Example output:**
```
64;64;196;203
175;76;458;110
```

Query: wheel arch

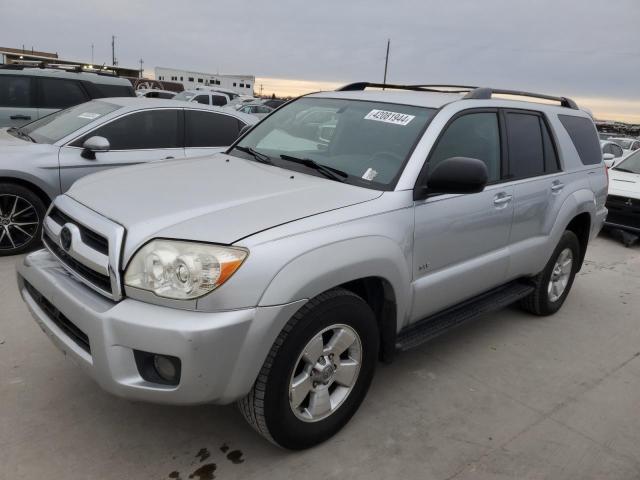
0;176;54;209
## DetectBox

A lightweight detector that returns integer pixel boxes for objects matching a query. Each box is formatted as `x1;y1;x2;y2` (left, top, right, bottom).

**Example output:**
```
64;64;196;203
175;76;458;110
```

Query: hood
67;153;382;250
608;168;640;199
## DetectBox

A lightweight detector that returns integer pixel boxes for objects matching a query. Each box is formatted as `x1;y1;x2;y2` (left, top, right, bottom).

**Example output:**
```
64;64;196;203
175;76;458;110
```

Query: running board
396;281;534;351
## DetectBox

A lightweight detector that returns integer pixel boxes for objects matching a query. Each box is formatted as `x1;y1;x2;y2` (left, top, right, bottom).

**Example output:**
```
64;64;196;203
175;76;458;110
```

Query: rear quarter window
558;114;601;165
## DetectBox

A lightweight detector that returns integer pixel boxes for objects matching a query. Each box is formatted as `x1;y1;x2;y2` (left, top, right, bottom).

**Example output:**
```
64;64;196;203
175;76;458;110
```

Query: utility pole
260;84;263;97
383;39;390;88
139;58;144;78
91;44;94;64
111;35;117;66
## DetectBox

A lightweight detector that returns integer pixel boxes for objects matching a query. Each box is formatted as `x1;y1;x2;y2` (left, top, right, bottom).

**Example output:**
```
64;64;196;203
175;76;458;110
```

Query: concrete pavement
1;233;639;480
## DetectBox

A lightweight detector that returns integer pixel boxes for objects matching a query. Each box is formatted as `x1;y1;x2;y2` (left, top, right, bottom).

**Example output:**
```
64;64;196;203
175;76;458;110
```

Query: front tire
0;184;46;257
520;230;580;316
238;288;379;449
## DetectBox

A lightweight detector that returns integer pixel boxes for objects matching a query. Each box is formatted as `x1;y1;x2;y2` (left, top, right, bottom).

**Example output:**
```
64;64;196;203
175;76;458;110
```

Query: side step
395;281;534;351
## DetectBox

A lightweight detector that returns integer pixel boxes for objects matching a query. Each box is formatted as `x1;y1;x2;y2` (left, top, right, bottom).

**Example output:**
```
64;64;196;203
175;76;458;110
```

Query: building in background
0;46;140;78
155;67;255;95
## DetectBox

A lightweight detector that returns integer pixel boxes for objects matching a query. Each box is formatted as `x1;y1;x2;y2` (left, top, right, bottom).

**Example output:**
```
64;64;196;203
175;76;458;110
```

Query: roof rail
464;87;578;109
337;82;478;94
336;82;579;110
0;62;119;77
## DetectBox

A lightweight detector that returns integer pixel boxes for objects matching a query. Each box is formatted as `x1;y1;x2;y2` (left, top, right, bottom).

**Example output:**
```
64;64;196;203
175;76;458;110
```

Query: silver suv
0;65;135;128
16;83;608;449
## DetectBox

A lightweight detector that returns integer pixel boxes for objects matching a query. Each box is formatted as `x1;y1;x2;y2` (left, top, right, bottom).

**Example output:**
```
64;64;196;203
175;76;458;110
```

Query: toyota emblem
60;226;72;251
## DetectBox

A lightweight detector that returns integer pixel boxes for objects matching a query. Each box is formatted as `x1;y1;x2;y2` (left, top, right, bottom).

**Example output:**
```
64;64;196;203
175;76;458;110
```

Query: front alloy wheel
0;185;45;256
239;289;379;449
289;324;362;422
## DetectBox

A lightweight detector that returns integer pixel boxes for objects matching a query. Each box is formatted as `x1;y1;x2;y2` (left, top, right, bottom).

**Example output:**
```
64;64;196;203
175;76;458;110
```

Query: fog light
133;350;181;386
154;355;178;382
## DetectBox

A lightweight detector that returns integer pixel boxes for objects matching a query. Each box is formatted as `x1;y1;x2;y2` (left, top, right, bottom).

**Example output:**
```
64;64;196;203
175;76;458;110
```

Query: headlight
124;239;248;300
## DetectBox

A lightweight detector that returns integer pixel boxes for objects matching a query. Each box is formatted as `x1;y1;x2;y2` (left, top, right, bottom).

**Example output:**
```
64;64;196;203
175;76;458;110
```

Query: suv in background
17;83;607;449
0;66;135;127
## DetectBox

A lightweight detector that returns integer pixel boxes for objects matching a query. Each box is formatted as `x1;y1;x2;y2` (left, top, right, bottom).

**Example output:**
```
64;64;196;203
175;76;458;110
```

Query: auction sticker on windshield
364;109;415;126
78;112;101;120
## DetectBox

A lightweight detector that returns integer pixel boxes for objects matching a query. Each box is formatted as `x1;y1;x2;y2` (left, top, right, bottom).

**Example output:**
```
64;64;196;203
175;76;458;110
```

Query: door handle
551;182;564;193
493;193;513;206
164;156;175;160
10;114;31;120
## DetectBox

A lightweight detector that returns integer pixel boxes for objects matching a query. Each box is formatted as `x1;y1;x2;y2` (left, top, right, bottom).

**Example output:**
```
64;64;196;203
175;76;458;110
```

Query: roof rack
0;62;119;77
464;87;578;109
336;82;579;109
337;82;478;94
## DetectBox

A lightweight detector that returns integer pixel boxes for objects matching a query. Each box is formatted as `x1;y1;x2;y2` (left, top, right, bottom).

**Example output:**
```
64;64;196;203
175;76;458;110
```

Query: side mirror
81;136;110;160
603;153;615;161
417;157;488;198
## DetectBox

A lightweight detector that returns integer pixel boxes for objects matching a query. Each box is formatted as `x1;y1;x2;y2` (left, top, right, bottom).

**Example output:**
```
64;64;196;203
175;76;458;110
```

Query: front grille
606;195;640;230
49;207;109;255
43;233;112;292
24;280;91;354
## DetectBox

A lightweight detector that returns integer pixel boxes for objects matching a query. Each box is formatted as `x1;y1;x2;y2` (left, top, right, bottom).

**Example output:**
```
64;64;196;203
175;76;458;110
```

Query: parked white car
235;103;274;119
608;137;640;157
605;150;640;234
601;140;625;167
173;90;230;107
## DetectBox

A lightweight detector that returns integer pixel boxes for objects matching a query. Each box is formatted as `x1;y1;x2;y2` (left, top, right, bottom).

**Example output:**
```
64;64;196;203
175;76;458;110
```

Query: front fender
258;235;412;330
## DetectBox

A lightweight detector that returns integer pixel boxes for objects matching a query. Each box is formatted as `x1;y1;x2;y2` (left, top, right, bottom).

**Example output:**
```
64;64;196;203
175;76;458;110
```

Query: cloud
1;0;638;119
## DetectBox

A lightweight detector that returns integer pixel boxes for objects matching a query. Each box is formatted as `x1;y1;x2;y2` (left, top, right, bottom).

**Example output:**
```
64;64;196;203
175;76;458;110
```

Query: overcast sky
2;0;639;120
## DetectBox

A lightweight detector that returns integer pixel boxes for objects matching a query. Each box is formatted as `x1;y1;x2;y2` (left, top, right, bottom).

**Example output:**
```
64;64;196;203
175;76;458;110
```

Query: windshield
231;97;435;189
20;101;120;144
614;150;640;174
174;91;195;101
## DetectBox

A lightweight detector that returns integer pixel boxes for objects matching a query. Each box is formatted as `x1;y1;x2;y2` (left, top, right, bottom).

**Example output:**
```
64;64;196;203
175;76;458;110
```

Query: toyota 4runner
16;83;608;449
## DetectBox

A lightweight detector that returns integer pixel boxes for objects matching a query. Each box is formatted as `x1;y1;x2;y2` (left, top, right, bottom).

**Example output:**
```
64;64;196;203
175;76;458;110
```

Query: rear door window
505;112;545;178
185;111;242;147
558;114;601;165
77;109;181;149
0;75;33;107
39;78;89;109
211;95;227;106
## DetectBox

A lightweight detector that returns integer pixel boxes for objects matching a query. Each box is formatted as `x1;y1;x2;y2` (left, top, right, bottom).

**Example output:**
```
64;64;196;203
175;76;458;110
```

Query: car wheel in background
0;184;46;256
238;288;379;449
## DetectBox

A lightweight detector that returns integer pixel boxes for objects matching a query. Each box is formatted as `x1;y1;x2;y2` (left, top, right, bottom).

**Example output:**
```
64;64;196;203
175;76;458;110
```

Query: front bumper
604;195;640;233
17;249;306;405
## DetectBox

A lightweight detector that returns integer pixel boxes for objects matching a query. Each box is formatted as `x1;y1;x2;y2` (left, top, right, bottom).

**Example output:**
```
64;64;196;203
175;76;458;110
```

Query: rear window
93;84;135;98
558;115;601;165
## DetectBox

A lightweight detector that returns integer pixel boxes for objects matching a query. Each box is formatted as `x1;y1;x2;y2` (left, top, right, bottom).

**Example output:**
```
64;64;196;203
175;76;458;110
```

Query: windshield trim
226;95;439;191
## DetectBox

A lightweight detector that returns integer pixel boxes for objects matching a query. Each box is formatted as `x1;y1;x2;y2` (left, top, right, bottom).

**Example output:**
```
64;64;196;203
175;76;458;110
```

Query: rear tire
238;288;379;449
520;230;580;316
0;184;46;257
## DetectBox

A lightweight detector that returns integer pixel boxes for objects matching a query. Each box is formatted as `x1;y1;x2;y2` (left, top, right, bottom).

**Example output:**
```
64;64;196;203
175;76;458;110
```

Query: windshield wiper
612;167;635;173
279;154;348;182
231;145;273;164
10;128;35;143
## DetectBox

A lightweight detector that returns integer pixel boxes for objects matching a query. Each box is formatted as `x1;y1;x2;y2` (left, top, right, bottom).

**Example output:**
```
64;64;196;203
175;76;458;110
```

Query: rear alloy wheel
0;185;46;256
238;288;379;449
520;230;580;316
